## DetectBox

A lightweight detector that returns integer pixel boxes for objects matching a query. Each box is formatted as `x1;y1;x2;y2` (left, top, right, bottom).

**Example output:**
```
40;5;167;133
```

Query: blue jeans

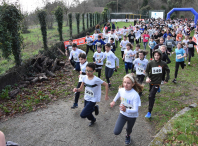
80;100;96;121
143;42;148;50
75;62;80;71
125;62;132;74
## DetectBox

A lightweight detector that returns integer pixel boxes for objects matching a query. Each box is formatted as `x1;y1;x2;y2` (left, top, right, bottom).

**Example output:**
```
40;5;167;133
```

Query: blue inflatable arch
166;8;198;25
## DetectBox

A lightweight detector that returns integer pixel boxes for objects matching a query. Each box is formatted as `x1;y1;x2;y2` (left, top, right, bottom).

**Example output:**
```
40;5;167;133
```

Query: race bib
73;57;78;62
173;37;175;40
121;102;133;109
96;42;101;45
145;37;149;40
131;36;134;39
106;61;111;66
125;55;131;59
189;44;193;48
68;46;72;52
179;37;181;40
79;74;86;80
111;46;113;49
167;42;172;46
136;67;144;74
177;54;182;59
150;42;154;46
152;67;162;74
96;58;101;63
85;88;94;98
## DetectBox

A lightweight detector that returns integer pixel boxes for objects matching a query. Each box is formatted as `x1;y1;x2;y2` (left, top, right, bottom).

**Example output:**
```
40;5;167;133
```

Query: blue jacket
92;39;106;50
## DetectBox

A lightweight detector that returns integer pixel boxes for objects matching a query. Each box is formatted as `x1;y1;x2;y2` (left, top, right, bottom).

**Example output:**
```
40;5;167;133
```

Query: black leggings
105;66;114;84
96;65;103;78
137;75;145;84
150;49;153;59
188;48;194;62
148;84;159;113
121;51;124;58
103;46;106;52
86;45;93;55
175;61;184;79
136;39;139;44
74;82;82;104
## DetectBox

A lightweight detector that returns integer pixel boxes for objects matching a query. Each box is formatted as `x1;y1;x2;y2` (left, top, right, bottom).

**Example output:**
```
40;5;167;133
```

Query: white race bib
136;67;144;74
177;54;182;59
96;42;101;45
189;44;193;48
73;57;78;62
131;36;134;39
106;61;111;66
85;88;94;98
150;42;154;46
79;74;86;80
145;37;148;40
68;46;72;52
167;42;172;46
152;67;162;74
179;37;182;40
125;55;131;59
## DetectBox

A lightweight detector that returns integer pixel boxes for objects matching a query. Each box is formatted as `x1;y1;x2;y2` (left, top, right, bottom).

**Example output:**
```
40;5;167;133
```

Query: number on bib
189;44;193;48
152;67;162;74
74;57;78;62
106;61;111;66
177;54;182;59
136;67;144;74
85;88;94;98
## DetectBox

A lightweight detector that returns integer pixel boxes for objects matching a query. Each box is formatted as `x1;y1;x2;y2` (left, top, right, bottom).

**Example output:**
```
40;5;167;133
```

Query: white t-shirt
69;49;86;62
86;37;93;46
82;76;104;102
103;33;109;43
124;49;134;63
116;30;122;39
93;52;104;65
120;40;130;51
123;29;128;36
102;51;119;68
108;33;118;43
182;39;189;49
113;88;141;118
79;61;88;82
93;33;99;40
133;58;148;75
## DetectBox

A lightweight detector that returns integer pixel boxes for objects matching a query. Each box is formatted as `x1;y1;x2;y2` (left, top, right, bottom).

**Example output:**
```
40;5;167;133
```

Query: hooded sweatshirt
145;49;170;84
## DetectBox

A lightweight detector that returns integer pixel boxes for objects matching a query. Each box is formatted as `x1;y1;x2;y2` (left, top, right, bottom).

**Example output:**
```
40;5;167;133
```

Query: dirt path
0;95;154;146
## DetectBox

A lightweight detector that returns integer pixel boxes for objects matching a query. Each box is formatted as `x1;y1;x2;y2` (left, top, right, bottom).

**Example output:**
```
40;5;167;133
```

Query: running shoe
172;79;177;83
157;87;161;93
71;103;78;109
94;105;99;116
188;62;190;65
161;81;164;85
125;135;131;145
89;118;96;127
145;112;151;118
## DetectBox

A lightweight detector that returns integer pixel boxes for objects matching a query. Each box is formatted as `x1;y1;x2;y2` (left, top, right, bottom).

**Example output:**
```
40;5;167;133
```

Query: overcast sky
2;0;81;13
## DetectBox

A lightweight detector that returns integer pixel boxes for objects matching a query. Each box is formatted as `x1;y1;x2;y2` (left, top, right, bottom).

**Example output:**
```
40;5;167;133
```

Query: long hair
119;73;144;93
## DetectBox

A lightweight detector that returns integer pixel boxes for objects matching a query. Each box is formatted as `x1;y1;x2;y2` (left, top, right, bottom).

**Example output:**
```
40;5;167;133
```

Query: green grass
163;106;198;145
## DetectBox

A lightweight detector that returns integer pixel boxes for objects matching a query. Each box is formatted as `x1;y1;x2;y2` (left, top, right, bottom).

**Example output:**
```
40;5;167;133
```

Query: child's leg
150;49;152;59
114;113;127;135
103;45;105;52
148;84;159;113
126;118;136;136
105;66;110;84
107;68;114;84
174;62;180;79
86;45;89;55
121;51;124;58
74;82;82;104
80;100;96;121
125;62;129;74
0;131;6;146
98;68;102;78
70;60;75;68
75;62;80;71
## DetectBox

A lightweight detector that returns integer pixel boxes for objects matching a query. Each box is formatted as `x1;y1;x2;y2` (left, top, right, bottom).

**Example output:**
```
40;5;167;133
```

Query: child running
187;37;197;65
148;37;157;60
85;32;94;55
142;30;150;50
172;43;186;83
101;43;119;88
93;45;104;78
71;53;88;109
110;73;143;145
145;49;170;118
120;36;130;58
73;63;109;126
133;50;149;96
69;43;86;71
122;43;135;74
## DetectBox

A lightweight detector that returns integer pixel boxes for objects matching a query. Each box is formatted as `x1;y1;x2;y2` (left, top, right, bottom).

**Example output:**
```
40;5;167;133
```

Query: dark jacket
162;52;171;64
145;49;170;84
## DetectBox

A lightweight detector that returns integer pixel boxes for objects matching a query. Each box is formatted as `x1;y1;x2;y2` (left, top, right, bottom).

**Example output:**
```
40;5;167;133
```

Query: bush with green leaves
68;13;72;38
0;3;24;66
55;6;63;41
75;12;80;34
82;13;85;31
37;10;48;50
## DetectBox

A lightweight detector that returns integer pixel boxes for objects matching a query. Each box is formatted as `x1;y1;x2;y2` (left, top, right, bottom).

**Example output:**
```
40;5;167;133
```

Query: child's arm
122;54;125;60
166;55;171;64
73;82;84;92
110;90;120;107
145;63;151;83
102;82;109;100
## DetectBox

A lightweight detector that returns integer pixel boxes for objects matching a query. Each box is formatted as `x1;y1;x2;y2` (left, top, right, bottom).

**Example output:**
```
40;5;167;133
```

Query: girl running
142;30;150;50
110;73;143;145
120;36;130;58
172;43;186;83
123;43;135;74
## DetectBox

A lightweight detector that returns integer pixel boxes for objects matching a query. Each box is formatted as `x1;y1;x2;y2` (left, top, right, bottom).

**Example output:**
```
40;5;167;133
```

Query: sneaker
108;83;111;88
125;135;131;145
172;79;177;84
114;68;117;72
145;112;151;118
94;105;99;116
184;63;186;66
89;118;96;127
161;81;164;85
71;103;78;109
157;87;161;93
73;68;76;71
188;62;190;65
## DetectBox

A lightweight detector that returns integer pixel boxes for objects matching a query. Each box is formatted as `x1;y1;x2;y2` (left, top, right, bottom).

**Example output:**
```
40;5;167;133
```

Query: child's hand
80;71;82;74
98;59;101;63
119;104;126;112
105;95;109;101
164;81;167;84
110;101;115;107
146;77;151;83
122;58;124;60
117;66;119;69
73;88;78;92
94;62;96;64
